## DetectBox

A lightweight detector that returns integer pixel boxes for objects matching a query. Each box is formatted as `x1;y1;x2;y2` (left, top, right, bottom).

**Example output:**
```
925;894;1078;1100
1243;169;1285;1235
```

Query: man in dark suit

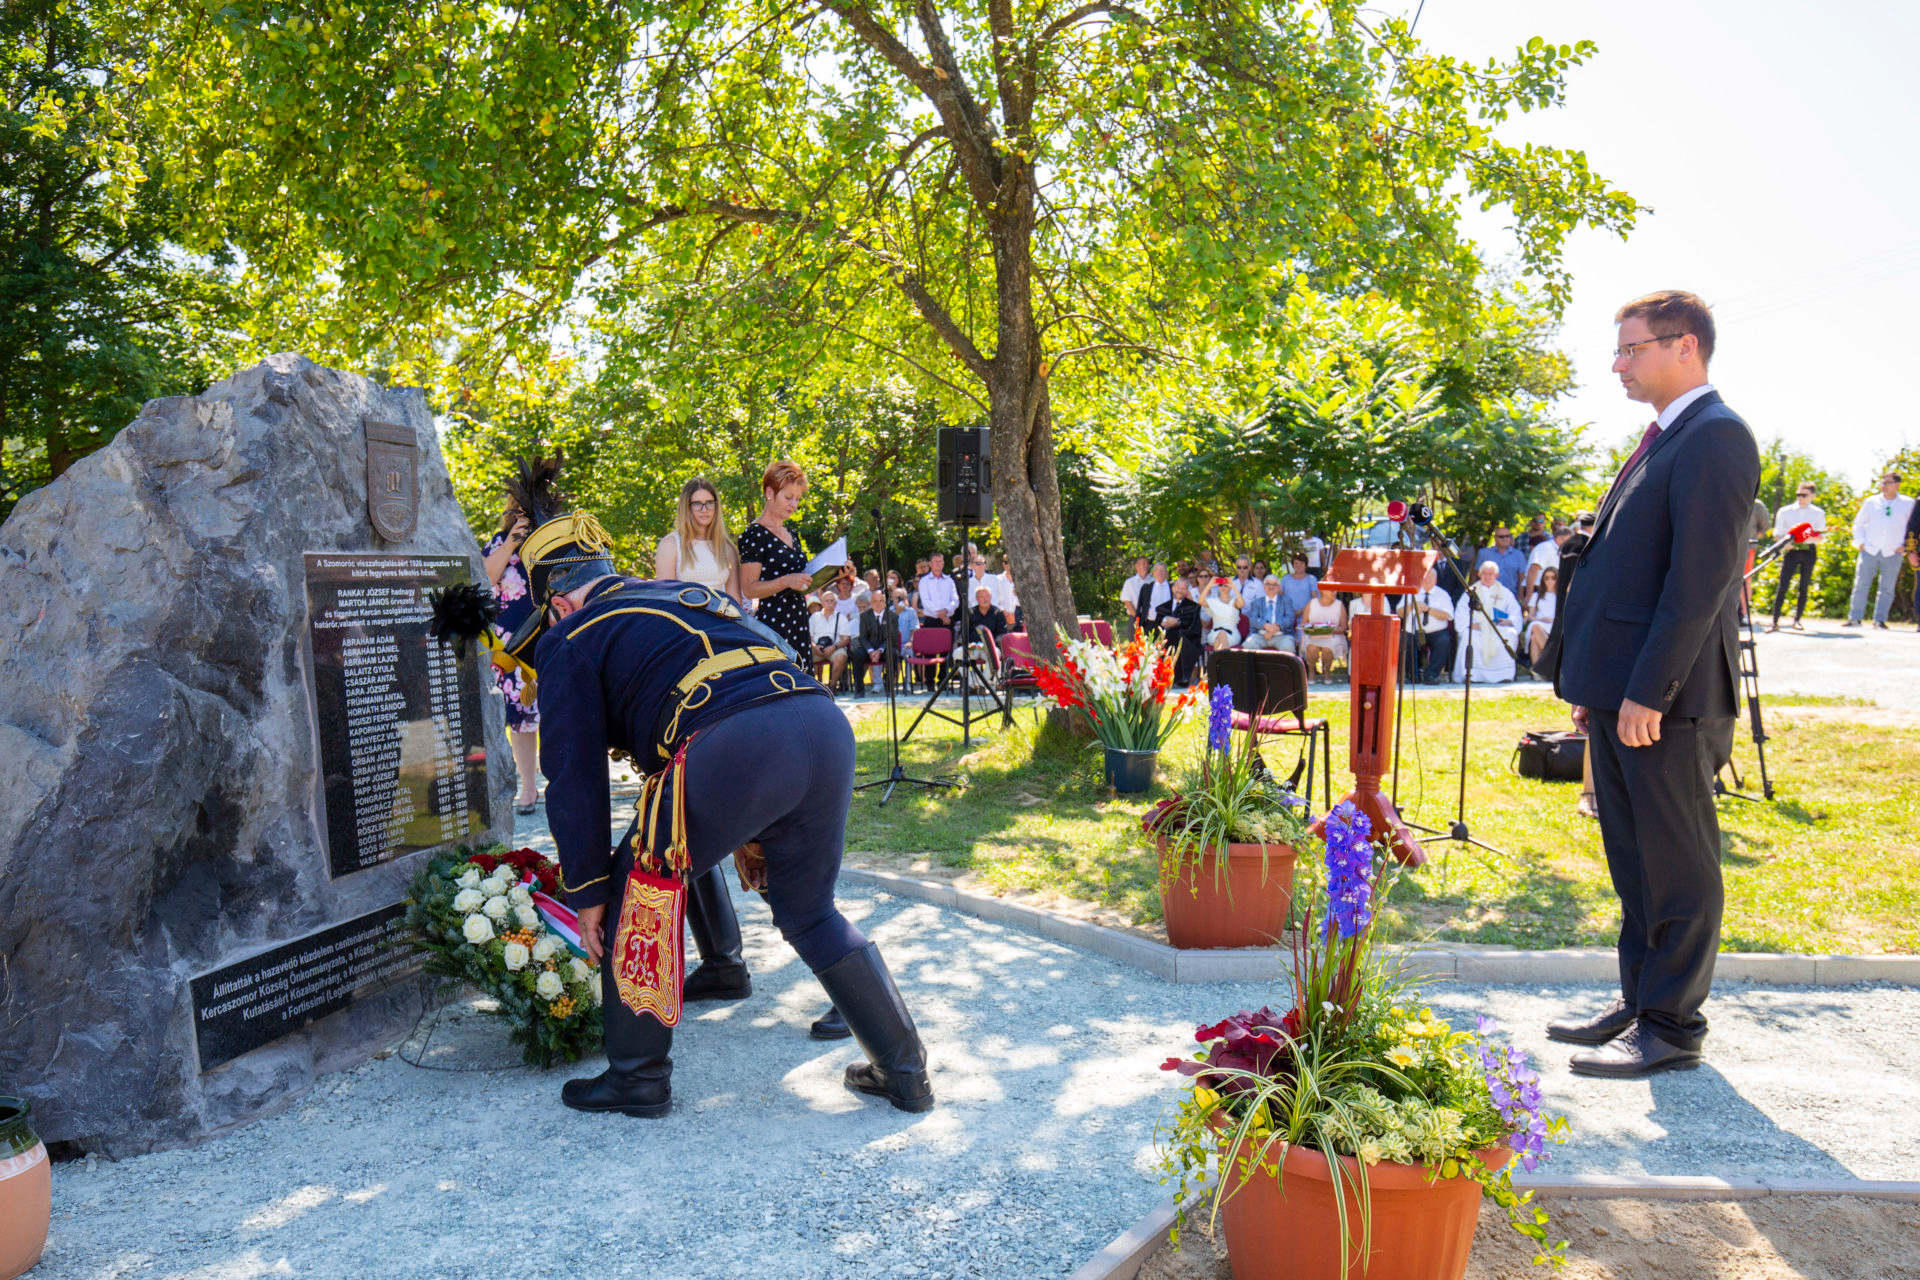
1537;290;1759;1079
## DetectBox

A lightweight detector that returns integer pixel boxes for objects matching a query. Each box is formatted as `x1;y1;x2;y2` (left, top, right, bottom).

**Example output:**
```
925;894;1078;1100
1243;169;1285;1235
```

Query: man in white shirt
1119;556;1151;626
1230;555;1260;604
917;552;959;624
1131;562;1173;635
1400;567;1454;683
1845;472;1915;629
1525;525;1570;597
1301;534;1327;581
1767;482;1826;631
810;586;857;691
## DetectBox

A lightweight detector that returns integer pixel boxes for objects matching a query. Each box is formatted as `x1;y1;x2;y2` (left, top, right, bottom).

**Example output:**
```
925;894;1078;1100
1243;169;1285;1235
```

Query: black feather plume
428;582;502;657
504;453;567;527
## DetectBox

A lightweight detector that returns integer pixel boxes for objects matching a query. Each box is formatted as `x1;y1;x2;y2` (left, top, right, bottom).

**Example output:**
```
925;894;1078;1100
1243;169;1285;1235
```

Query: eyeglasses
1611;333;1684;360
690;499;717;509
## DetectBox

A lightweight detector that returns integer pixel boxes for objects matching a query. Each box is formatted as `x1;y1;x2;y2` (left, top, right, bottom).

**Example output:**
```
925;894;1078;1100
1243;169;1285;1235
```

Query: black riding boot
810;1004;850;1040
562;955;673;1118
815;943;934;1113
682;866;752;1002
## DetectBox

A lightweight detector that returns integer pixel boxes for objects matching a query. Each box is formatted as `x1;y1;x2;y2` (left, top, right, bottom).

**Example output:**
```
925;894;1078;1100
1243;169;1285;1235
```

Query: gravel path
40;883;1919;1280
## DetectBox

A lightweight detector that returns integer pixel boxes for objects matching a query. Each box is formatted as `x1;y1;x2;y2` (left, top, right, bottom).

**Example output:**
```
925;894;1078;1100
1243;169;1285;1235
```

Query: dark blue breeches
612;695;865;973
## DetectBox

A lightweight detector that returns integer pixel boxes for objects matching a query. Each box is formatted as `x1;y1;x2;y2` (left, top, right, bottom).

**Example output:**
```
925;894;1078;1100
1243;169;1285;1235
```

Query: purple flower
1207;683;1233;753
1320;801;1376;940
1476;1015;1500;1036
1477;1030;1555;1172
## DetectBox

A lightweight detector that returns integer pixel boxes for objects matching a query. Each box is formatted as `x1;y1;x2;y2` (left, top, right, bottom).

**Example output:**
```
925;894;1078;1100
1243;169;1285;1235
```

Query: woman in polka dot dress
737;459;815;660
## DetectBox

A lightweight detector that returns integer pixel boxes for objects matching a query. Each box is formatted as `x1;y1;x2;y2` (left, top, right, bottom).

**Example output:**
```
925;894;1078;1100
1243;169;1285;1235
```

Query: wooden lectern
1315;548;1439;866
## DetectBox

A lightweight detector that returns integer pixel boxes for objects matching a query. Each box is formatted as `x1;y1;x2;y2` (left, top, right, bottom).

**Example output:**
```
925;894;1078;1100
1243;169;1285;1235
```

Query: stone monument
0;354;514;1155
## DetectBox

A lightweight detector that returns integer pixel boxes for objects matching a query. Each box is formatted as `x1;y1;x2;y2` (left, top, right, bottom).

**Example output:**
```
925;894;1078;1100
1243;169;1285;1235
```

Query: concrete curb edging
837;867;1920;987
1075;1176;1920;1280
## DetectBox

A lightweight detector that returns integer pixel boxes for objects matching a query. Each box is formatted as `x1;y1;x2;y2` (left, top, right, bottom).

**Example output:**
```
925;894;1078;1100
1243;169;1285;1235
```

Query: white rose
502;942;530;971
535;971;564;1000
569;957;591;982
482;895;511;921
587;979;602;1005
456;868;482;889
462;914;494;944
508;884;533;906
482;875;511;898
514;903;540;930
531;937;560;964
451;888;484;914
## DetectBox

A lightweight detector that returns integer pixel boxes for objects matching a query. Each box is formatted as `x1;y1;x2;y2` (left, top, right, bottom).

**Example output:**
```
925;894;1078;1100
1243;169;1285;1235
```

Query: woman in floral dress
481;501;542;814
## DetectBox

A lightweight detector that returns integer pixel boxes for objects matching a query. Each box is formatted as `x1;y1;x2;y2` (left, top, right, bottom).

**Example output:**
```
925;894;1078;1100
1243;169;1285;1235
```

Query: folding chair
906;626;952;693
993;630;1044;725
1205;648;1332;815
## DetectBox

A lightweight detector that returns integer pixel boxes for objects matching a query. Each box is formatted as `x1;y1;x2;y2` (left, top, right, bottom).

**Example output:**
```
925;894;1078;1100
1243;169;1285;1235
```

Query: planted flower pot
1159;838;1296;950
1103;746;1158;794
1219;1139;1512;1280
0;1097;49;1280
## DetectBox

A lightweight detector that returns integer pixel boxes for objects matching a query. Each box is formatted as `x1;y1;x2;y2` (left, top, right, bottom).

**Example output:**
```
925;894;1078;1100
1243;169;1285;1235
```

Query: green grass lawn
841;687;1920;954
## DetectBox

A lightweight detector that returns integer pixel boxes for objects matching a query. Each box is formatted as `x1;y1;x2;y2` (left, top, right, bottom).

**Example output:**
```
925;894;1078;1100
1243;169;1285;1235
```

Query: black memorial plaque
307;553;488;878
190;903;421;1072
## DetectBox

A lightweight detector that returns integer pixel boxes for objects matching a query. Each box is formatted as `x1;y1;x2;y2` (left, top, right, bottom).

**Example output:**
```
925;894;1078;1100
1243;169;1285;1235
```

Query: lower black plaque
307;552;489;877
191;903;421;1072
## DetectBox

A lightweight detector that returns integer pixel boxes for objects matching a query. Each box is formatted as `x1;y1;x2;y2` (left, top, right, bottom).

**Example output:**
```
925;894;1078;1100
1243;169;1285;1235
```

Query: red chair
1078;617;1100;644
907;626;952;691
1236;615;1251;645
994;630;1044;724
1092;618;1116;649
1205;648;1332;814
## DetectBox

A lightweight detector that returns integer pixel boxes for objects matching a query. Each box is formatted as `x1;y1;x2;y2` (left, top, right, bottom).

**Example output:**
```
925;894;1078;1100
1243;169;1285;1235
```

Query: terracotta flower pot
0;1097;49;1280
1217;1138;1511;1280
1159;839;1296;950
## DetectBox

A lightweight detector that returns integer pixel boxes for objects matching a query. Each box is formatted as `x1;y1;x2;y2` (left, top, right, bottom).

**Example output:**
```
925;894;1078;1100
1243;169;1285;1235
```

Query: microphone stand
1409;525;1514;861
853;502;956;805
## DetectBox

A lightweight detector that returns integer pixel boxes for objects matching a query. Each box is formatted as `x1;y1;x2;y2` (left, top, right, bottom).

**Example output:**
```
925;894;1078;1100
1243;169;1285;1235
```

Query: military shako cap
497;454;615;666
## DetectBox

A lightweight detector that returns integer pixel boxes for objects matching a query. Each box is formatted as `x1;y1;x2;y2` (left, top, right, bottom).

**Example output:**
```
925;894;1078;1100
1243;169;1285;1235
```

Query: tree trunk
990;376;1077;663
985;207;1078;665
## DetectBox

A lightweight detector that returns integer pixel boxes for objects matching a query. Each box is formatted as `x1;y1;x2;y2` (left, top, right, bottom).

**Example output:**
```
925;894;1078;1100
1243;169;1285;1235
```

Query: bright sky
1405;0;1919;484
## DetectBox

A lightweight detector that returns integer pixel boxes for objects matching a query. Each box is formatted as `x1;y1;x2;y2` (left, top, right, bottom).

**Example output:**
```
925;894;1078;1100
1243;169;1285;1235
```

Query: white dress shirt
1402;586;1452;634
1527;539;1560;578
984;572;1018;614
1772;501;1825;543
1656;382;1716;431
1120;573;1149;611
1853;493;1915;556
917;571;959;618
810;608;855;647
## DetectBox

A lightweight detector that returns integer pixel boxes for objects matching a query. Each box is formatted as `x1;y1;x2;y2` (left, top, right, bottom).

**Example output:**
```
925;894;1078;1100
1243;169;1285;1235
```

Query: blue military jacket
535;576;828;909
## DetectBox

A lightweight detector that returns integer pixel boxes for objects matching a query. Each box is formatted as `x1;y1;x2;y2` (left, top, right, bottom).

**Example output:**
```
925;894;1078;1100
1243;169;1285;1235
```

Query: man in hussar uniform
431;464;932;1117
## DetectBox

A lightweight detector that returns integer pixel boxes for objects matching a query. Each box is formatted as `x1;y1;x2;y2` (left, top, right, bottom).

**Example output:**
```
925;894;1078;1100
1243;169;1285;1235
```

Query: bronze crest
363;419;418;542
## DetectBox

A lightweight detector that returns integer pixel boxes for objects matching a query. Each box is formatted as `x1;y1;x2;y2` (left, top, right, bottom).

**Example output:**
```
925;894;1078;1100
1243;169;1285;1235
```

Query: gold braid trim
635;734;697;879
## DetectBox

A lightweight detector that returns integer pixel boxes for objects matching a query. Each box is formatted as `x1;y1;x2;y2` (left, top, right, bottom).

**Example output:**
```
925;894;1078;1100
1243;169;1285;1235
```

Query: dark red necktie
1602;420;1662;509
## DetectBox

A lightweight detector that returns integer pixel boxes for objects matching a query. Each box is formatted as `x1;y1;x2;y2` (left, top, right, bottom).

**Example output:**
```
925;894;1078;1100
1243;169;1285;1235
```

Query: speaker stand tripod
852;503;956;805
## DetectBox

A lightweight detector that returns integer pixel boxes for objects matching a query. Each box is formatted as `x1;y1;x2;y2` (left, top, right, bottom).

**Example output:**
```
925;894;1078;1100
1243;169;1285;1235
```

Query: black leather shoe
1568;1021;1701;1079
810;1004;851;1040
816;943;934;1113
1546;998;1636;1046
561;1066;671;1117
682;867;751;1002
682;962;752;1002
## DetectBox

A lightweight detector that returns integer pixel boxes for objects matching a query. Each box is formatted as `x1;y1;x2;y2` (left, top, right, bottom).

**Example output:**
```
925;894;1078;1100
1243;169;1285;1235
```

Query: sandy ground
1141;1195;1920;1280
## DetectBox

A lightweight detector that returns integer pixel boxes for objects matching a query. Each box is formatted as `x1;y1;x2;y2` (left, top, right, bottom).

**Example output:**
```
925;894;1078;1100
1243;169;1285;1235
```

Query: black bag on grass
1512;730;1586;782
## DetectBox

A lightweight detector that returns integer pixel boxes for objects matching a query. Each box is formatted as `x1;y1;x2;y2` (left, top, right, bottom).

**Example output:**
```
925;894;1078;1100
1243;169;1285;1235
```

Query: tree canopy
1;0;236;517
131;0;1638;653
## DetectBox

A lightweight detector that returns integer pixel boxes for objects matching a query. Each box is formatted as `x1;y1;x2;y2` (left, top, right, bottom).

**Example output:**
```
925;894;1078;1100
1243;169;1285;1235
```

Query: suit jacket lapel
1592;390;1724;538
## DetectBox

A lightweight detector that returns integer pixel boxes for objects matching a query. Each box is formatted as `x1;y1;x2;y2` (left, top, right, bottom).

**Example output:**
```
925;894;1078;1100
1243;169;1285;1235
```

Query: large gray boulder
0;354;513;1155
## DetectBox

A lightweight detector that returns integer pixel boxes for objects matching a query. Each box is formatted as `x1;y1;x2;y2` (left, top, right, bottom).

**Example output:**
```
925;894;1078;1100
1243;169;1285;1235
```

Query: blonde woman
656;476;742;601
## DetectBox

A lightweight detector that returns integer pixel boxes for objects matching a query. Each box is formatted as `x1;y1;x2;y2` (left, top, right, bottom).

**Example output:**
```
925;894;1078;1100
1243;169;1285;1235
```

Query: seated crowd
798;547;1023;696
1117;517;1582;688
